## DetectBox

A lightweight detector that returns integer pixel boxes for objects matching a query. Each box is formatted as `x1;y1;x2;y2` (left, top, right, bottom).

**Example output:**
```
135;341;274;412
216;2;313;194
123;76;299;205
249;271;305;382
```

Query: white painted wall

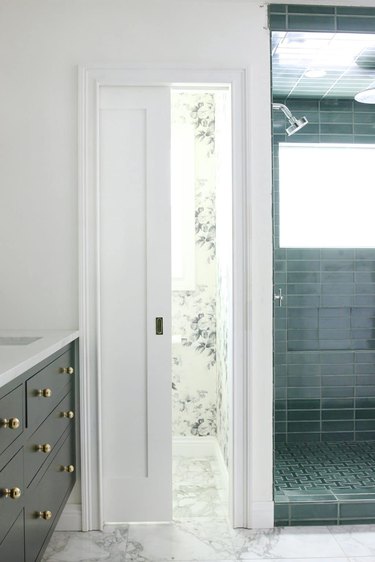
0;0;274;523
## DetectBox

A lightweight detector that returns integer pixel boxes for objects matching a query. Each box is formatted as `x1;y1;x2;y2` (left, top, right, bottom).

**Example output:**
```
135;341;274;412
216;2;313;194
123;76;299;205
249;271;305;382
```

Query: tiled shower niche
271;6;375;525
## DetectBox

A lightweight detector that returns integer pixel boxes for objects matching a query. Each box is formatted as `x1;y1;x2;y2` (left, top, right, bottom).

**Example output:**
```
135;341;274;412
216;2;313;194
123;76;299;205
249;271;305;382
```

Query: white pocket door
99;86;172;522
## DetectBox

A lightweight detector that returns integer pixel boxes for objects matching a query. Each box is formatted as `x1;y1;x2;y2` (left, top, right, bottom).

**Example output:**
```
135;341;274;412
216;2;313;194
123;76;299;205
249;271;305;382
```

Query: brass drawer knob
37;510;52;520
1;417;20;430
2;487;21;500
61;367;74;375
36;388;52;398
36;443;52;453
62;464;75;473
62;410;74;419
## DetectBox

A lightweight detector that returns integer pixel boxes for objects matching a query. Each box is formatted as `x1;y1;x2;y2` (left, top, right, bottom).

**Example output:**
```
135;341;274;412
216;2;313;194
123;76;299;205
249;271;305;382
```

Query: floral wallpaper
171;91;230;467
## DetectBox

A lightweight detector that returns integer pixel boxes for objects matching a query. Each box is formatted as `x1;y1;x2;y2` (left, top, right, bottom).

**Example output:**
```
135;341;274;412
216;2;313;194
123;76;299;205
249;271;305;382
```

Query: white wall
0;0;273;523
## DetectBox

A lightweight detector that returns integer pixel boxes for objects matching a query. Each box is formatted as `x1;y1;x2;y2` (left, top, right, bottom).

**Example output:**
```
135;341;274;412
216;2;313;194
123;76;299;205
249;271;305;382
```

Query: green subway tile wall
269;4;375;32
273;98;375;444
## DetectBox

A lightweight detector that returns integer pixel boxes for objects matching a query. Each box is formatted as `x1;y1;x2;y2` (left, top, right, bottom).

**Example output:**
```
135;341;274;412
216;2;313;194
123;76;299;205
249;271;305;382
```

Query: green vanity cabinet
0;339;78;562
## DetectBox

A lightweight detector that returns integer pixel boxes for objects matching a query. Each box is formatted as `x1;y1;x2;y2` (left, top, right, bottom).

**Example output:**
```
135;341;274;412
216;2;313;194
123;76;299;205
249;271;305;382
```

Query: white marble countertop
0;330;79;389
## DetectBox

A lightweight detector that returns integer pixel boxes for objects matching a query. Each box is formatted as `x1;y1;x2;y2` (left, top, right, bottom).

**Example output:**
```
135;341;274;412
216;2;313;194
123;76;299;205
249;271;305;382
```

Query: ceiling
272;31;375;99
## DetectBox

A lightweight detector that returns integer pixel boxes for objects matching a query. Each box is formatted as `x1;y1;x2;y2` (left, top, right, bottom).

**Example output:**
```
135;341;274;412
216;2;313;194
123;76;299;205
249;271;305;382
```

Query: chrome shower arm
272;103;297;124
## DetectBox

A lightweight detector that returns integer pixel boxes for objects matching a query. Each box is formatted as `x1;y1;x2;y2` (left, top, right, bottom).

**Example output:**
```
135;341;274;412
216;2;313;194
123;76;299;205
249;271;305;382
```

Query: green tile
337;16;375;32
356;420;375;431
287;272;320;283
274;504;289;520
320;100;353;112
270;14;287;29
287;283;320;295
340;501;375;518
287;421;320;432
321;272;354;283
288;5;335;14
356;431;375;440
287;494;336;502
321;295;354;307
288;410;320;421
287;398;320;409
321;352;354;364
288;260;320;272
321;375;355;387
321;261;354;272
287;249;320;260
322;409;354;421
322;386;354;398
287;364;319;375
290;502;338;521
323;398;354;409
288;432;321;442
335;493;375;501
288;15;336;31
322;420;354;432
322;431;354;441
320;123;353;135
337;6;375;15
269;5;287;14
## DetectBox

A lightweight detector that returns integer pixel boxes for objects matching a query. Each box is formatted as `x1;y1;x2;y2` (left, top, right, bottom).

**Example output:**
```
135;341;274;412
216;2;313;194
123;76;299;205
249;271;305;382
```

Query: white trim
172;436;218;457
248;501;274;529
79;65;255;530
56;505;83;532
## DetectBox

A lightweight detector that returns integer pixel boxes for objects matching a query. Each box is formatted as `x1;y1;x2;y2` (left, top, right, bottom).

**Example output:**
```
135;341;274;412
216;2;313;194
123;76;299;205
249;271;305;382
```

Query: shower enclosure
270;4;375;526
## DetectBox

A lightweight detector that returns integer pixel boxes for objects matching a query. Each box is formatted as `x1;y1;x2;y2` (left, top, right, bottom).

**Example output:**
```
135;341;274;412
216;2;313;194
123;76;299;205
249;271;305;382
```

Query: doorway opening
170;87;232;522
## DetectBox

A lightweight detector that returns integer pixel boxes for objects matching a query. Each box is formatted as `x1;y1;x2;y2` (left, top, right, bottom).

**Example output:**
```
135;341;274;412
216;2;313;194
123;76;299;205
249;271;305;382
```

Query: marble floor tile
125;519;235;561
232;526;347;560
42;526;128;562
173;484;227;519
173;455;228;520
328;525;375;557
172;457;217;487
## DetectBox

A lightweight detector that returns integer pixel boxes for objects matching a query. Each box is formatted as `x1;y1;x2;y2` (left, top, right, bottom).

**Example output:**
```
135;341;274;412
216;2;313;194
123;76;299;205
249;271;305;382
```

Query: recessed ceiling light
304;69;327;78
355;87;375;104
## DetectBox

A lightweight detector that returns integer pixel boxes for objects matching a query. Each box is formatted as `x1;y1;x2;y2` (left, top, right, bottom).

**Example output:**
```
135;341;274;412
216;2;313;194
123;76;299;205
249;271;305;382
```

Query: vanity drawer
25;431;75;562
25;392;75;487
26;348;75;430
0;385;24;456
0;448;24;543
0;509;24;562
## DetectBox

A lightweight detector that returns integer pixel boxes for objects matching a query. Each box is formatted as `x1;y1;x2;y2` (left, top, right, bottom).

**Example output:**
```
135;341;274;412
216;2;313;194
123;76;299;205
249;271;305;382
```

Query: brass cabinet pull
36;510;52;520
62;410;74;419
1;417;20;429
62;465;75;473
61;367;74;375
36;443;52;453
36;388;52;398
2;487;21;499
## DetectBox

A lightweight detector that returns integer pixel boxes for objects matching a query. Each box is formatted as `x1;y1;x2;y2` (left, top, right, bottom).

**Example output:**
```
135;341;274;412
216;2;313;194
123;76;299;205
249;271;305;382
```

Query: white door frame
78;64;273;530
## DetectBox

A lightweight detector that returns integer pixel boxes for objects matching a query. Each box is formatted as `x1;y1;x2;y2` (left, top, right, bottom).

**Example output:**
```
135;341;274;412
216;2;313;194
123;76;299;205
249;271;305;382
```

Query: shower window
279;142;375;248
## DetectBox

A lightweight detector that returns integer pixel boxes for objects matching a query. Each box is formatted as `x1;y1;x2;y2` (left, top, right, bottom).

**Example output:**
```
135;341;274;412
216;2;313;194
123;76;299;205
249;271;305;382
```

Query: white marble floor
42;457;375;562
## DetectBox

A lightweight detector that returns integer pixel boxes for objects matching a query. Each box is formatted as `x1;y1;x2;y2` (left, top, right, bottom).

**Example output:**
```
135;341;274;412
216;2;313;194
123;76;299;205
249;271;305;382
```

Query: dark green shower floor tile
275;441;375;525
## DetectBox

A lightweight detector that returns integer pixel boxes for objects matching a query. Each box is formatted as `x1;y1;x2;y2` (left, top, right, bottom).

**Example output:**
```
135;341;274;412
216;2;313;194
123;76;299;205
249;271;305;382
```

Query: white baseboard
56;504;82;531
248;501;274;529
172;436;218;457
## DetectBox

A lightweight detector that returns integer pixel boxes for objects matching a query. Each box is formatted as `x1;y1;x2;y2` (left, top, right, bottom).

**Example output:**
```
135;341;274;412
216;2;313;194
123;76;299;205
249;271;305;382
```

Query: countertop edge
0;331;79;390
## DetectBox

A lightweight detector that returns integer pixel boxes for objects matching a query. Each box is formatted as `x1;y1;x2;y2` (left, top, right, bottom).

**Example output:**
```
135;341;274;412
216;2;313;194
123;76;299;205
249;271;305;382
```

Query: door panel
99;86;172;522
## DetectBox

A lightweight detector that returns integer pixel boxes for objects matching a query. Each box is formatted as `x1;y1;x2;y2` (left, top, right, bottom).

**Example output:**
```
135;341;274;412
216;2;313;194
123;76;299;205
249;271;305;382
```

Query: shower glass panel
271;9;375;526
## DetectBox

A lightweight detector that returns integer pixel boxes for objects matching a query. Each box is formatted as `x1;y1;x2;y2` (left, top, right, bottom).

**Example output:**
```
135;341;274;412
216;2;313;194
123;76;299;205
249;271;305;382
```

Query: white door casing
78;65;273;531
99;86;172;522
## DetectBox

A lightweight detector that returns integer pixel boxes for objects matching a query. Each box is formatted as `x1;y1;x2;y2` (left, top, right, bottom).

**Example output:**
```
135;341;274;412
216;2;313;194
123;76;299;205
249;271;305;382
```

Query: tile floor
42;456;375;562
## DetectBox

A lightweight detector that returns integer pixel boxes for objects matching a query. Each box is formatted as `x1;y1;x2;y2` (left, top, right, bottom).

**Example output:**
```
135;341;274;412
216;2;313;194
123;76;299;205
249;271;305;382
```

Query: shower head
272;103;309;136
